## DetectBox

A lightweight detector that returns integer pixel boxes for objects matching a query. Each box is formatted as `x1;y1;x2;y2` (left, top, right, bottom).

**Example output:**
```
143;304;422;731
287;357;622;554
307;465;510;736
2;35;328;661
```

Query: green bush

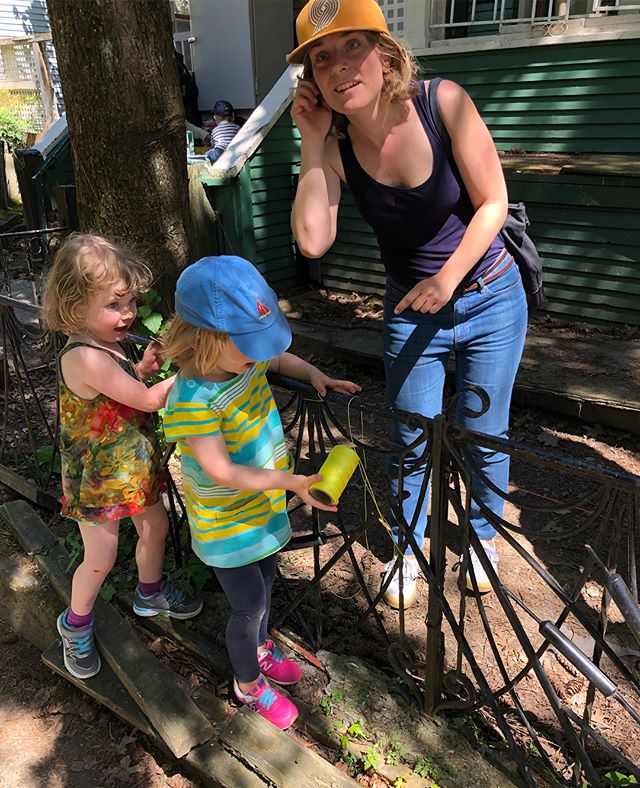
0;93;32;150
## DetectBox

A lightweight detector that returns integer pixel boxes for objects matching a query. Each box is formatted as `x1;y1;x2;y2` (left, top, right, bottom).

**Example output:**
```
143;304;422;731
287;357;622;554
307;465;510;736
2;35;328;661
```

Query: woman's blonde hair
42;233;153;334
161;315;228;376
303;31;419;137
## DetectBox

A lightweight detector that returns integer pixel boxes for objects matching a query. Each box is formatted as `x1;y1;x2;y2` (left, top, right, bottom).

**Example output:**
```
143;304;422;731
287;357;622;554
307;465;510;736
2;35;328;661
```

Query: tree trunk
47;0;191;311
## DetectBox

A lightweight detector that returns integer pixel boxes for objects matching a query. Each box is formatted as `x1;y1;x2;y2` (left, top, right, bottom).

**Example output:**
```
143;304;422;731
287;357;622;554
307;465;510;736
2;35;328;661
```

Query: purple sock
137;579;163;597
66;608;94;628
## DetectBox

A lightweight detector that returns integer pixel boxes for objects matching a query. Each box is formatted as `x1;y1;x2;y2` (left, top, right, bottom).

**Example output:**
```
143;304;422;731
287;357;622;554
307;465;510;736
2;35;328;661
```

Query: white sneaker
382;556;420;609
463;540;499;593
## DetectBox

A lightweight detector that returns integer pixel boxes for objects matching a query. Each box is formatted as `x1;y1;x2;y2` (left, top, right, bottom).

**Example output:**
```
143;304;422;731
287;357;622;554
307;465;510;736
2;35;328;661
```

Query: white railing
429;0;640;30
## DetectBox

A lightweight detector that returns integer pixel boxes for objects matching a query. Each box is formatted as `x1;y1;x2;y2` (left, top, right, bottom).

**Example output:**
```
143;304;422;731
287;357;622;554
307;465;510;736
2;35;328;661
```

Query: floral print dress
58;342;164;523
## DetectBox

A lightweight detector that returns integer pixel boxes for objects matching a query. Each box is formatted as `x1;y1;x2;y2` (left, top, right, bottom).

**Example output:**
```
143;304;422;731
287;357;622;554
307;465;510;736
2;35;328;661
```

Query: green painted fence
206;113;302;291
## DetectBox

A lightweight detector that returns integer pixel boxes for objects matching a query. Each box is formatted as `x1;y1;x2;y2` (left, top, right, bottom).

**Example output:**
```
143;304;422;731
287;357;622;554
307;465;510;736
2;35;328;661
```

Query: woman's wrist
300;137;326;162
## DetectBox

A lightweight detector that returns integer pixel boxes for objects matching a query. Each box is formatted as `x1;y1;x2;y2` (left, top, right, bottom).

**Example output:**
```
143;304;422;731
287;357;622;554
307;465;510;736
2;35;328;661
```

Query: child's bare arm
270;352;362;397
186;433;337;511
62;346;175;411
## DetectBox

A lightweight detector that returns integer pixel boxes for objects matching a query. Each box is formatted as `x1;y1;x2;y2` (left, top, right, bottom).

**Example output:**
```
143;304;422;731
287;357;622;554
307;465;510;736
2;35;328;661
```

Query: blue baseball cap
213;100;233;116
174;256;292;362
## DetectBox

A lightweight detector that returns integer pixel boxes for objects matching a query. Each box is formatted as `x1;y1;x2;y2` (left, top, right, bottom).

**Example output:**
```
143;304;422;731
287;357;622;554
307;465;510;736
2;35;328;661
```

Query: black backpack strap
427;77;450;149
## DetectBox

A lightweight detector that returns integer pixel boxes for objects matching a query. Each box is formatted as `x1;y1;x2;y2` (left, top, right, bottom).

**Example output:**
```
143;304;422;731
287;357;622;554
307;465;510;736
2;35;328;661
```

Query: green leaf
362;746;379;771
145;288;161;306
35;444;62;472
100;581;117;602
347;721;367;739
142;313;163;334
603;773;639;786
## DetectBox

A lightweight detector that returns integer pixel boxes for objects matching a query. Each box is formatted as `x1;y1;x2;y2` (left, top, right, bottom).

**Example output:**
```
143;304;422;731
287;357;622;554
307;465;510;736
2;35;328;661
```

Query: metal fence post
424;411;448;714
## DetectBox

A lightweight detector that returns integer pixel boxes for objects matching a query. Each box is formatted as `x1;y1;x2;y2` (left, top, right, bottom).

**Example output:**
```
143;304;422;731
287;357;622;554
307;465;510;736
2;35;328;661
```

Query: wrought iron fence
0;228;64;506
1;245;639;785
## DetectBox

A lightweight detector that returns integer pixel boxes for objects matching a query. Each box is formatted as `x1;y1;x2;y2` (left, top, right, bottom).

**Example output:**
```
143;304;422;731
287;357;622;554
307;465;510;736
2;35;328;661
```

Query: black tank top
338;80;504;288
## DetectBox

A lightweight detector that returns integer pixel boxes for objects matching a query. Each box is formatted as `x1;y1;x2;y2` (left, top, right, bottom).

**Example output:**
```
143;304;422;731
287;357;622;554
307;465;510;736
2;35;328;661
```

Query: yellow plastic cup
309;444;360;506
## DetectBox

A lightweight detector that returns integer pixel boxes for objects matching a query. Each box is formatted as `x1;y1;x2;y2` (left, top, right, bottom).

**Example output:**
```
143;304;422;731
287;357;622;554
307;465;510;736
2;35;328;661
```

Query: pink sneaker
233;676;298;730
258;639;303;685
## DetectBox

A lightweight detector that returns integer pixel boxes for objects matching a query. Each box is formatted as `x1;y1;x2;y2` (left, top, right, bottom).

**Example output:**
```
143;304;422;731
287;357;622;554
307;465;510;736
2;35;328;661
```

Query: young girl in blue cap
162;255;360;729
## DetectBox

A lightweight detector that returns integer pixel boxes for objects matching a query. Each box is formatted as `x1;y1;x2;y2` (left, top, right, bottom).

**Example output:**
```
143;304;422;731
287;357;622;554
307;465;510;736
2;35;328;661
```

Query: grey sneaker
57;610;101;680
132;581;203;619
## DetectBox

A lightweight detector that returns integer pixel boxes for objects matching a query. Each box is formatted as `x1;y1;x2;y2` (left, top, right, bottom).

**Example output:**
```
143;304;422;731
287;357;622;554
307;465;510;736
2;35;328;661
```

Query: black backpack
427;77;546;311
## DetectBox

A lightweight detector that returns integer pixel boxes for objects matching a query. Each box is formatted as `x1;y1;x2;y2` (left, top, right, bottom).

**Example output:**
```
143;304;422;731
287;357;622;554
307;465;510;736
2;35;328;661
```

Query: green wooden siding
508;171;640;325
248;114;302;289
206;113;303;290
421;39;640;154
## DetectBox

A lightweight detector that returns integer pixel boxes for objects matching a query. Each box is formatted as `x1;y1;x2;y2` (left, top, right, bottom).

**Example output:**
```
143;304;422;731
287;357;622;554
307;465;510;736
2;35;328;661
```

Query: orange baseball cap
287;0;389;64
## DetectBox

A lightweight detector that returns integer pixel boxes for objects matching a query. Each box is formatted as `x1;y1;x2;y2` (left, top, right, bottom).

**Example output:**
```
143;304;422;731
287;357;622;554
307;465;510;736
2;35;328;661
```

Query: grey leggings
213;552;278;683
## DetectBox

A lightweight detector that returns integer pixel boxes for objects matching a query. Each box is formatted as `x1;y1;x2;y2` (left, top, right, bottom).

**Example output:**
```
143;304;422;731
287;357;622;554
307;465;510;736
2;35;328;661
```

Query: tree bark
47;0;191;310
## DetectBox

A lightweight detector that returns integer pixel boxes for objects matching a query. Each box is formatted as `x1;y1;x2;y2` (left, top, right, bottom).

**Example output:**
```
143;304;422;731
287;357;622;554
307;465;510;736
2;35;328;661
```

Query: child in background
204;99;240;164
162;255;361;729
42;233;202;680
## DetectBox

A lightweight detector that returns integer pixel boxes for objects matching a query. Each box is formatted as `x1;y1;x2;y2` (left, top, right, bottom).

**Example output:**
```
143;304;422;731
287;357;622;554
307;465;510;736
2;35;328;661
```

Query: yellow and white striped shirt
163;362;291;567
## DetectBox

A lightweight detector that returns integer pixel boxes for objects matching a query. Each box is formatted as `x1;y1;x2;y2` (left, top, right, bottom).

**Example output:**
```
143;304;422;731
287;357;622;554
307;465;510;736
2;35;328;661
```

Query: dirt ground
0;617;199;788
2;284;640;785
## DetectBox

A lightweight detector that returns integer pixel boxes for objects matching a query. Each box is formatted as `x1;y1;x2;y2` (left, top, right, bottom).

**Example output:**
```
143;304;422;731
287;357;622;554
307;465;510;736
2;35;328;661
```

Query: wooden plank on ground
43;641;266;788
0;500;215;758
186;740;269;788
220;707;358;788
41;640;156;737
0;465;58;510
117;591;230;674
94;602;214;756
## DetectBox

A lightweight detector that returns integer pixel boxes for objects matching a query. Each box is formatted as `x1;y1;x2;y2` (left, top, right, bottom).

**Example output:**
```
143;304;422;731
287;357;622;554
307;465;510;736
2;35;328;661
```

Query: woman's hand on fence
394;272;457;315
290;473;337;512
308;369;362;398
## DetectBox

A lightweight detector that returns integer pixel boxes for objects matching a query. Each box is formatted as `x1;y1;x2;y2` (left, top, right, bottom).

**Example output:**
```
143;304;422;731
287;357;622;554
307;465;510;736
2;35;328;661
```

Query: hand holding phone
291;78;333;142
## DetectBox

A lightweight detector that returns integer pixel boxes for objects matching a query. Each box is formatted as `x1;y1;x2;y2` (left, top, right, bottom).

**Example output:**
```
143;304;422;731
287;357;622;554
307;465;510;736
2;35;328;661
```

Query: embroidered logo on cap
309;0;340;34
256;300;271;319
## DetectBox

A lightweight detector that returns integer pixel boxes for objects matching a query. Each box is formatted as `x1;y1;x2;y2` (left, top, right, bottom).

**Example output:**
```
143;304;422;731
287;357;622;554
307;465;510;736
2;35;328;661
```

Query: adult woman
289;0;527;608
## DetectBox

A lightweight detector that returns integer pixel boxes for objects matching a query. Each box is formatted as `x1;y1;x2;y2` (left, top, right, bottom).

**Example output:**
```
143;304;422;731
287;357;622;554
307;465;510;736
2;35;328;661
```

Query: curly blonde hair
161;315;228;376
303;31;420;137
42;233;152;335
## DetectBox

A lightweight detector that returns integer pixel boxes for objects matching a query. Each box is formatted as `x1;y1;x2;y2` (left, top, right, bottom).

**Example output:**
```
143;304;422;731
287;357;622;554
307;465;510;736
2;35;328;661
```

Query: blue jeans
205;147;224;163
383;260;527;550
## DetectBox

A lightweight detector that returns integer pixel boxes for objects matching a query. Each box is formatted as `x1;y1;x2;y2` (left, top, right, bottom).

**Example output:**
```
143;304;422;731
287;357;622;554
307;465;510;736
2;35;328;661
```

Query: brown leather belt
458;249;513;294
